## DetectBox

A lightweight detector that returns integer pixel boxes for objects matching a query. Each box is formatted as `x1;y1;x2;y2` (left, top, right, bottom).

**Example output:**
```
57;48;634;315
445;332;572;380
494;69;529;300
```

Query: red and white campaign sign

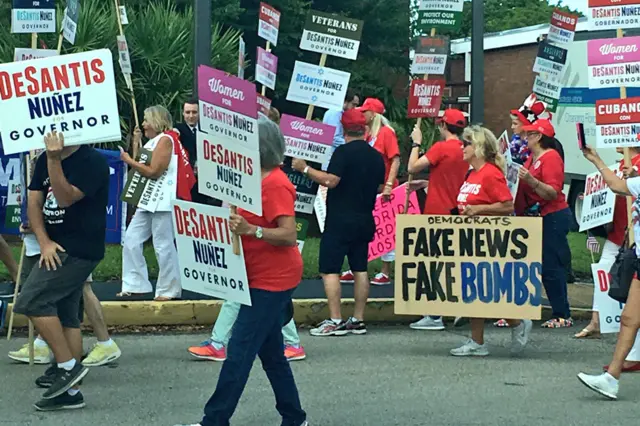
587;36;640;89
280;114;335;164
258;2;281;47
588;0;640;31
407;79;444;118
595;97;640;148
257;94;271;116
256;47;278;90
13;48;58;62
0;49;121;155
548;8;578;45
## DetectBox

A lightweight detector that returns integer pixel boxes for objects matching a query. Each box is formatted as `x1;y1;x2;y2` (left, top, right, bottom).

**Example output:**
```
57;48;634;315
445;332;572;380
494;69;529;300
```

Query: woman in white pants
118;106;181;301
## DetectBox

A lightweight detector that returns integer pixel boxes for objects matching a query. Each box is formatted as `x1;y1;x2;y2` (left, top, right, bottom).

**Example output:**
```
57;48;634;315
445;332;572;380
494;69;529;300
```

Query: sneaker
284;345;306;361
82;342;122;367
187;341;226;361
173;424;201;426
337;317;367;335
453;317;467;327
450;339;490;357
42;363;89;400
410;316;445;331
8;343;52;364
34;391;86;411
510;319;532;354
310;320;347;337
494;319;510;328
339;270;354;284
36;365;58;389
370;273;391;286
541;318;574;328
577;372;619;400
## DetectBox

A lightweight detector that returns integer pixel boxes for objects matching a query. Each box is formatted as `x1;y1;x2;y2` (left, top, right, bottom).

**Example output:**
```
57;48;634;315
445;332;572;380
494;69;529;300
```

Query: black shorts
319;232;369;275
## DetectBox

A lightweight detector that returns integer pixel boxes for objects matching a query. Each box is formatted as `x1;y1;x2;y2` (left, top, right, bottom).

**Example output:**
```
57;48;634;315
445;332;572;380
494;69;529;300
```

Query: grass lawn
0;232;602;282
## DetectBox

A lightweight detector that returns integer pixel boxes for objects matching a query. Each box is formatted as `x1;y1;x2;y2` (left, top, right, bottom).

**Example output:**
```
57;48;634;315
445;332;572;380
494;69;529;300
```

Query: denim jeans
201;288;306;426
542;208;572;319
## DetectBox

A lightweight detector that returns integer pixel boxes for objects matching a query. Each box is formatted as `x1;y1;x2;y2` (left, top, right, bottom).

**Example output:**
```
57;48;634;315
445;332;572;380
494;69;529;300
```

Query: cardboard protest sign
121;149;159;212
238;37;246;79
300;10;363;60
417;0;464;32
588;0;640;31
0;49;120;155
314;185;328;233
411;36;449;76
595;97;640;148
13;48;58;62
282;159;319;214
408;79;444;118
532;75;562;113
533;42;568;80
395;215;543;319
63;0;81;45
172;201;251;306
256;47;278;90
506;162;520;200
258;2;280;46
580;167;616;231
547;8;578;46
11;0;56;33
257;94;271;116
296;217;309;253
591;264;625;334
497;130;513;164
587;37;640;90
117;35;133;75
369;184;419;262
286;61;351;111
280;114;334;164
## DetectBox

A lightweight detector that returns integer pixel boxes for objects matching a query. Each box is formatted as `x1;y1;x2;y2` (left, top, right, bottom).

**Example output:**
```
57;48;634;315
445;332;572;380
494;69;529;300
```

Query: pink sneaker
187;341;226;361
340;270;354;283
371;273;391;286
284;345;306;361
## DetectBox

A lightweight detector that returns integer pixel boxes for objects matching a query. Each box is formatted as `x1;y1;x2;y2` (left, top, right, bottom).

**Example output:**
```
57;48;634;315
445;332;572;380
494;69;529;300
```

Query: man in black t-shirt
292;109;385;337
14;132;109;411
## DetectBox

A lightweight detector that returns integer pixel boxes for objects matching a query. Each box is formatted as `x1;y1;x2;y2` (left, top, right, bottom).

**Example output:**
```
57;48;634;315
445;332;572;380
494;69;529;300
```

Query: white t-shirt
625;177;640;256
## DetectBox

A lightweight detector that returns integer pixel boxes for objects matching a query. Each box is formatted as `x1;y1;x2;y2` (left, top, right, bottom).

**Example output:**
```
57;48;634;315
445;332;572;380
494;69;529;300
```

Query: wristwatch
411;143;421;149
255;226;263;239
303;166;310;175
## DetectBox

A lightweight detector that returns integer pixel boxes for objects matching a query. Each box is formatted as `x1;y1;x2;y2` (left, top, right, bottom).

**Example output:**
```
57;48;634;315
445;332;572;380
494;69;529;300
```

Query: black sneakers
336;318;367;335
42;363;89;399
34;392;85;411
36;365;58;388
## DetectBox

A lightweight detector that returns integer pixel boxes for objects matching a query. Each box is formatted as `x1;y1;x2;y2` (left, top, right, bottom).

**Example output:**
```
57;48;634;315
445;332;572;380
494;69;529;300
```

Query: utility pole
193;0;212;97
470;0;484;124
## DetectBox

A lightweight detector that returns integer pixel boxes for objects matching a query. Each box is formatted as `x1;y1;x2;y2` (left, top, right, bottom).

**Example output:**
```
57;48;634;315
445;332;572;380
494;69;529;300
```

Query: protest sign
121;149;159;212
0;152;22;231
117;35;133;75
256;47;278;90
547;8;578;46
0;49;121;155
296;217;309;253
369;184;419;262
497;130;512;164
394;215;543;319
579;167;616;231
417;0;464;32
411;36;449;75
408;79;444;118
63;0;80;45
238;37;246;79
13;48;58;62
595;97;640;147
286;61;351;111
280;114;334;164
532;75;562;113
533;42;568;80
299;10;363;60
258;2;280;47
591;264;625;334
314;185;328;233
587;36;640;90
11;0;56;33
257;94;271;116
282;159;319;214
506;162;520;200
587;0;640;31
172;201;251;306
119;5;129;25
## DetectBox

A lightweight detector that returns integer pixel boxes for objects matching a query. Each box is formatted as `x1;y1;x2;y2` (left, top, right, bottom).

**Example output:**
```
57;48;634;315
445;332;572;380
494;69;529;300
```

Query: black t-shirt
325;140;385;241
29;146;110;261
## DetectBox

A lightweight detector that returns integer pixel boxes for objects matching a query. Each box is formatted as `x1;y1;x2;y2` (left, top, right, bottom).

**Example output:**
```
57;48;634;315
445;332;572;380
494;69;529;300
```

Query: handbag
608;229;638;304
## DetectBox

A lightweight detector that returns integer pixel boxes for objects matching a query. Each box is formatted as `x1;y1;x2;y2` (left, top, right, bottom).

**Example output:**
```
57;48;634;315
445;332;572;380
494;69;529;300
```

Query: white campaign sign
13;48;58;62
286;61;351;111
117;35;133;75
198;100;259;153
579;166;616;232
314;185;328;233
172;201;251;306
592;264;624;334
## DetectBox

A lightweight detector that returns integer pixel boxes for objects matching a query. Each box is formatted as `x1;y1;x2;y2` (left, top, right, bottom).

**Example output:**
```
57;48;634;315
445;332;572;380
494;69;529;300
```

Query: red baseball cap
341;108;367;131
522;119;555;138
358;98;385;114
437;109;467;127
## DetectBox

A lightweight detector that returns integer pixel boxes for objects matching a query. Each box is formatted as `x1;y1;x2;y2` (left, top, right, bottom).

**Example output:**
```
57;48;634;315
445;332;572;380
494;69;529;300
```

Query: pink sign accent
587;37;640;66
368;184;420;262
280;114;334;145
257;94;271;115
257;47;278;73
197;65;257;118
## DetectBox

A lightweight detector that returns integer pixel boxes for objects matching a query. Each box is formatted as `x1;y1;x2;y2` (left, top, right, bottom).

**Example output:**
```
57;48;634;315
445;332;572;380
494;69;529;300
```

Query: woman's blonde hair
463;125;506;174
369;112;392;138
144;105;173;133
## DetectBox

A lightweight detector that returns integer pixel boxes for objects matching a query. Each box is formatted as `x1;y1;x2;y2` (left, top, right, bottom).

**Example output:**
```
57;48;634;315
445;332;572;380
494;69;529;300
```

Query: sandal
116;292;149;298
574;327;601;339
493;319;510;328
541;318;574;328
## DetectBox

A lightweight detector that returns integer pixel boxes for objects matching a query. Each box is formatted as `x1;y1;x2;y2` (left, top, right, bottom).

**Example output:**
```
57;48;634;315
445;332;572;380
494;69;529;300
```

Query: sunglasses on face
463;139;473;147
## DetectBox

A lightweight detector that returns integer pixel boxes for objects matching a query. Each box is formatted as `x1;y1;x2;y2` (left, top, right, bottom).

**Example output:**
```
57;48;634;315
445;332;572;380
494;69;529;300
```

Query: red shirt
457;163;513;213
238;169;302;292
368;126;400;188
608;154;640;245
424;139;468;214
515;149;568;216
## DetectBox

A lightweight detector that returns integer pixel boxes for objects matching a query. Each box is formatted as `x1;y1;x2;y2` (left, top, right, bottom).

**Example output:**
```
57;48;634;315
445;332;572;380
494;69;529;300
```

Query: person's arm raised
407;124;431;174
44;132;86;208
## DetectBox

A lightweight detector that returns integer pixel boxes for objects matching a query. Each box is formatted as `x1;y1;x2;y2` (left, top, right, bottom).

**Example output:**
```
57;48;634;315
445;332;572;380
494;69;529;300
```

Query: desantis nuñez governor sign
0;49;121;155
395;215;543;320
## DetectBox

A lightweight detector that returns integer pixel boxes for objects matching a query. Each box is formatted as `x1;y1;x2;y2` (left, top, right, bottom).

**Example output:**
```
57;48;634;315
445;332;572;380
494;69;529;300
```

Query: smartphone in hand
576;123;587;150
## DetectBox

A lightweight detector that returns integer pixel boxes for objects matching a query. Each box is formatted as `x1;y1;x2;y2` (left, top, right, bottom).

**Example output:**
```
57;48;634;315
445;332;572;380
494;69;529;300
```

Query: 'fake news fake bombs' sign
394;215;543;320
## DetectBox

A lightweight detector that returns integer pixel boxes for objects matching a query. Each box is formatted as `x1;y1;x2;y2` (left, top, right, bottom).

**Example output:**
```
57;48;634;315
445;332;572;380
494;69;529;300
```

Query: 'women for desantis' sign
0;49;121;155
299;10;363;60
172;201;251;306
587;37;640;90
394;215;543;319
280;114;334;164
595;97;640;147
256;47;278;90
286;61;351;111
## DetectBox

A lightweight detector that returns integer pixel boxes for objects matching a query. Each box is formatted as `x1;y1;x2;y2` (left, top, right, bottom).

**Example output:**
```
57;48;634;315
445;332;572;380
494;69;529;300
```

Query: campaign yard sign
282;159;319;214
417;0;464;32
408;79;444;118
533;42;568;80
299;10;363;60
257;94;271;116
296;217;309;253
547;8;578;46
592;264;624;334
411;36;449;76
13;48;58;62
579;167;616;231
63;0;81;45
172;201;251;306
533;75;562;112
588;0;640;31
395;215;543;319
314;185;328;233
258;2;281;47
587;37;640;90
0;49;121;155
287;62;351;111
117;35;133;75
256;47;278;91
119;5;129;25
595;97;640;148
11;0;56;33
280;114;334;164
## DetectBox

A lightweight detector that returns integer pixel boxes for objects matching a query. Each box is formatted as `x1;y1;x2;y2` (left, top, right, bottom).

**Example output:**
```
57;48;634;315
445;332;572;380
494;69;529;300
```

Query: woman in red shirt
516;119;573;328
450;125;533;357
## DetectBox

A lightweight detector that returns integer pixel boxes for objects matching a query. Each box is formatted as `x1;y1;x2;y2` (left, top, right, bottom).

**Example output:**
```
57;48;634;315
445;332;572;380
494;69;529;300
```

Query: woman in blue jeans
176;115;307;426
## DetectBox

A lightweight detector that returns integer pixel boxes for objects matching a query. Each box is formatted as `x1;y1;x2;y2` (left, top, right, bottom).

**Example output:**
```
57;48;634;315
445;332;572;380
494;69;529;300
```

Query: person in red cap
292;108;385;337
338;98;400;286
515;119;573;329
405;108;469;331
509;93;553;165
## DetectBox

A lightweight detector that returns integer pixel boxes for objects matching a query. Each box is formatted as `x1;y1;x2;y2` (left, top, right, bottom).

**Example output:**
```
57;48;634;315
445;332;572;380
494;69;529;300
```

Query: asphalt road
1;324;638;426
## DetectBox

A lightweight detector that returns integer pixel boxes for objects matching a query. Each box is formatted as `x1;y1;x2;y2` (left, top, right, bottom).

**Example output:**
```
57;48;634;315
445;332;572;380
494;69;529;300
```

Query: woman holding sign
450;125;533;356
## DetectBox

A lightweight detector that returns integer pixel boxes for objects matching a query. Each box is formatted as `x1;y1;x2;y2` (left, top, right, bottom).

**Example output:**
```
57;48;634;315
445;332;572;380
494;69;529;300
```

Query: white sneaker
577;372;619;400
450;339;489;357
510;319;533;354
410;316;445;331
